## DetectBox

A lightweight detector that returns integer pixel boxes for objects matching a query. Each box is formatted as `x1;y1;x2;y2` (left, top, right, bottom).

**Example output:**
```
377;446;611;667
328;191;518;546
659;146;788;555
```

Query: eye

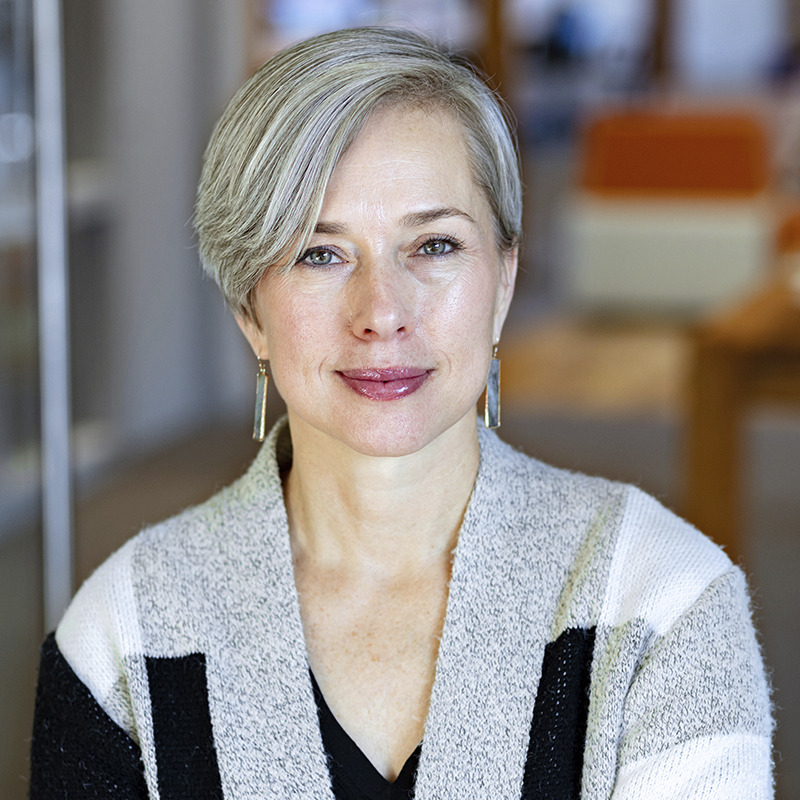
298;247;343;267
418;237;462;257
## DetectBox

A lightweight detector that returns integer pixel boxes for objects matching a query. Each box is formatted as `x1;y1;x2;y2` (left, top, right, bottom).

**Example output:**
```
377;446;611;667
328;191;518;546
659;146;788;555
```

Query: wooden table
685;279;800;562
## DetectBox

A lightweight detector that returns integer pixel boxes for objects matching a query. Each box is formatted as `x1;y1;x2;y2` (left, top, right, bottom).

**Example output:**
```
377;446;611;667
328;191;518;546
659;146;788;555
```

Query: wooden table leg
685;340;747;562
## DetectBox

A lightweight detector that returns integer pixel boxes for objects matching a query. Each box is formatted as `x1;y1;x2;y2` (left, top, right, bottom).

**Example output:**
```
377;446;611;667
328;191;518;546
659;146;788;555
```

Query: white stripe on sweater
612;732;773;799
56;538;143;733
599;486;732;636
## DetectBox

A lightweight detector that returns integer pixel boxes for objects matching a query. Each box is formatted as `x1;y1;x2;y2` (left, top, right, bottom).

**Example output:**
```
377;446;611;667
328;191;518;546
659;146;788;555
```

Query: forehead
319;104;486;220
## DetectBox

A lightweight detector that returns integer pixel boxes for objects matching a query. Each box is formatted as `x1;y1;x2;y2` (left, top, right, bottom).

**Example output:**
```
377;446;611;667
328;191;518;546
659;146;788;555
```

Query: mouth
337;367;431;401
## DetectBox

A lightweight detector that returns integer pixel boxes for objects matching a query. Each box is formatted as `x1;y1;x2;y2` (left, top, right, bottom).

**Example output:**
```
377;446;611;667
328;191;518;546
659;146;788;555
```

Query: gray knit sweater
31;418;773;798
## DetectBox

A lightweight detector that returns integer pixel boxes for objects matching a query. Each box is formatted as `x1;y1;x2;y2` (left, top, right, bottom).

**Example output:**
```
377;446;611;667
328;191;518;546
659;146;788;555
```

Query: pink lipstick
337;367;430;400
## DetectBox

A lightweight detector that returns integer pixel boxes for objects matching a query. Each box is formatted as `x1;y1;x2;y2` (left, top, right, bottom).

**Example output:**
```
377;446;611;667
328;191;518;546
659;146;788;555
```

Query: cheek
433;264;499;345
262;291;338;384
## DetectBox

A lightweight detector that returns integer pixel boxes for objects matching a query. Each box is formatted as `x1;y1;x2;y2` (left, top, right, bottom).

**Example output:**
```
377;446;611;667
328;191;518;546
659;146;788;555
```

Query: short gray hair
195;26;522;321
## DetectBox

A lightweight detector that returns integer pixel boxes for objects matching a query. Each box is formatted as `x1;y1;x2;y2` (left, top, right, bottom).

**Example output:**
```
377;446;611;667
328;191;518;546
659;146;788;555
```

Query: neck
285;413;480;576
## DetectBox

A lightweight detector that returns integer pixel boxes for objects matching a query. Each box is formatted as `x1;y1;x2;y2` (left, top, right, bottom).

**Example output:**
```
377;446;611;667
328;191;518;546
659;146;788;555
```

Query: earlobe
235;313;270;360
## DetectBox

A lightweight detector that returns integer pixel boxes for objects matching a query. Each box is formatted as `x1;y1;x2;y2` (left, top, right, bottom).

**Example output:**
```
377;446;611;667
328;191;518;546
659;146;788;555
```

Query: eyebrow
313;221;348;235
400;207;477;228
313;206;477;235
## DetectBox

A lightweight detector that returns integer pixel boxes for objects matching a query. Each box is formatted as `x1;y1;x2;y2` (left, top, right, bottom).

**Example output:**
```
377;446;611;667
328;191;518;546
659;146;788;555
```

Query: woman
31;27;772;799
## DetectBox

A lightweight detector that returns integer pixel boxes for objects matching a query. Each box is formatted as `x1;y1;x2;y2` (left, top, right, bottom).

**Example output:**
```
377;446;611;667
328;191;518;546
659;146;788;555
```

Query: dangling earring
252;359;269;442
484;345;501;429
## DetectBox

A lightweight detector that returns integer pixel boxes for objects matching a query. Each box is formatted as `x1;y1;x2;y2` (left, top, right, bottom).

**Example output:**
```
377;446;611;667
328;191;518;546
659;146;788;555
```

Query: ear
492;246;518;342
235;313;270;361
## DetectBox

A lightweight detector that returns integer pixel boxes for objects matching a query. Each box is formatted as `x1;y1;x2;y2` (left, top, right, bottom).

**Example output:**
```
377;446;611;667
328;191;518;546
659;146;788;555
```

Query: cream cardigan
31;418;773;798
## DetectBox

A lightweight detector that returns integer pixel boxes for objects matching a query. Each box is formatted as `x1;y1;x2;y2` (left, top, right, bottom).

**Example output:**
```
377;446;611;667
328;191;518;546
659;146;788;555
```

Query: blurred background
2;0;799;796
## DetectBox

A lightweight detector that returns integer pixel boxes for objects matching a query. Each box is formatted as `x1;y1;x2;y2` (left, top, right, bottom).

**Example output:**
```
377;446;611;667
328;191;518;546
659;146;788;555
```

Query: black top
310;671;420;800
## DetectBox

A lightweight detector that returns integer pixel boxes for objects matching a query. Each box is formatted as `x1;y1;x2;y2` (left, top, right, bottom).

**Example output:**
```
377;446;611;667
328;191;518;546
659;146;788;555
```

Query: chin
334;404;479;460
339;418;441;459
286;391;480;460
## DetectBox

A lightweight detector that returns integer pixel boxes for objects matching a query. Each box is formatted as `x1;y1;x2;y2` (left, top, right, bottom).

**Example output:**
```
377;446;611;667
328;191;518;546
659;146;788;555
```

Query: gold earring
484;345;500;429
253;359;269;442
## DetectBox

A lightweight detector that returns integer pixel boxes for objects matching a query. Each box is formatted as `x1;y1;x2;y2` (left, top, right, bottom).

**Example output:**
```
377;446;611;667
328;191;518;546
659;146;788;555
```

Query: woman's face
239;104;517;457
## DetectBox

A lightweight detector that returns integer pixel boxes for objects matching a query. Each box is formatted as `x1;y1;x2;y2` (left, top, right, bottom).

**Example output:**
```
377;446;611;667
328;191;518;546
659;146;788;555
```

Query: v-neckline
310;669;421;799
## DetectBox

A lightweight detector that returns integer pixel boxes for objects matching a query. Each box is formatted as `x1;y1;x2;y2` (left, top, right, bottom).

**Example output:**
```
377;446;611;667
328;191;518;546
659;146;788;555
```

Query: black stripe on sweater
521;626;597;800
30;632;148;799
146;652;224;799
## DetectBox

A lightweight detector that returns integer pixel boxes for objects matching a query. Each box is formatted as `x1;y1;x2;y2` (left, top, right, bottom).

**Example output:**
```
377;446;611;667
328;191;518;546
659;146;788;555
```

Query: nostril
360;324;406;336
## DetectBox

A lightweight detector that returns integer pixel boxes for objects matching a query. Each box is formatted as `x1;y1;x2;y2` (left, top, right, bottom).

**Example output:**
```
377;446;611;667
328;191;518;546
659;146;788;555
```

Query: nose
348;260;415;341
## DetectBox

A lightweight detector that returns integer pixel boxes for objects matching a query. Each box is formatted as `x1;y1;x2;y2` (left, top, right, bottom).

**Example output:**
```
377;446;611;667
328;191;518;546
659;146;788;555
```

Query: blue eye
299;247;341;267
419;237;462;256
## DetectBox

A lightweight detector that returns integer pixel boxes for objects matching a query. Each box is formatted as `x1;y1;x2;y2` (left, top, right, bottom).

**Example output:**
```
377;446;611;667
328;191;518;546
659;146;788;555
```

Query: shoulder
478;426;736;628
55;537;142;734
599;484;735;635
55;420;289;713
52;494;244;733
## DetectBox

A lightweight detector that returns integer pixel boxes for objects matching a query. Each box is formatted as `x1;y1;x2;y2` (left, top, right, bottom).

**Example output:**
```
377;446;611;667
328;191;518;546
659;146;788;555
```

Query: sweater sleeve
611;567;773;799
30;632;149;799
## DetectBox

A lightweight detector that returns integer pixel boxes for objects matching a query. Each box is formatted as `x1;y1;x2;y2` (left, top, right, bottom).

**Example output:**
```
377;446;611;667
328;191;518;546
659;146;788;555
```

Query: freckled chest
295;558;451;779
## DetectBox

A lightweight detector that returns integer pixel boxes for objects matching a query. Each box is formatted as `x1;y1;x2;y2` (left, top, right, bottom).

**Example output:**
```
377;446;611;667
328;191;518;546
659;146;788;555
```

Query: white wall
103;0;252;453
673;0;787;88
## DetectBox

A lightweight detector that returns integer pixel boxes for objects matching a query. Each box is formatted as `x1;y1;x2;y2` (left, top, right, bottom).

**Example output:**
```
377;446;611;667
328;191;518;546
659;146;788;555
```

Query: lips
337;367;431;401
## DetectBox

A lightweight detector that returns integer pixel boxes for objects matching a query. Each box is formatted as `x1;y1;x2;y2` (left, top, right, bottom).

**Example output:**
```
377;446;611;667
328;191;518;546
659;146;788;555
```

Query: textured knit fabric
31;418;773;799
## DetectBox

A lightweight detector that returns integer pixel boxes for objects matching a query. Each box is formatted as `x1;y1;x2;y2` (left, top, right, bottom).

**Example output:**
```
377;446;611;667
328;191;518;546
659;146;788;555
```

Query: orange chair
580;110;769;197
568;108;773;314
